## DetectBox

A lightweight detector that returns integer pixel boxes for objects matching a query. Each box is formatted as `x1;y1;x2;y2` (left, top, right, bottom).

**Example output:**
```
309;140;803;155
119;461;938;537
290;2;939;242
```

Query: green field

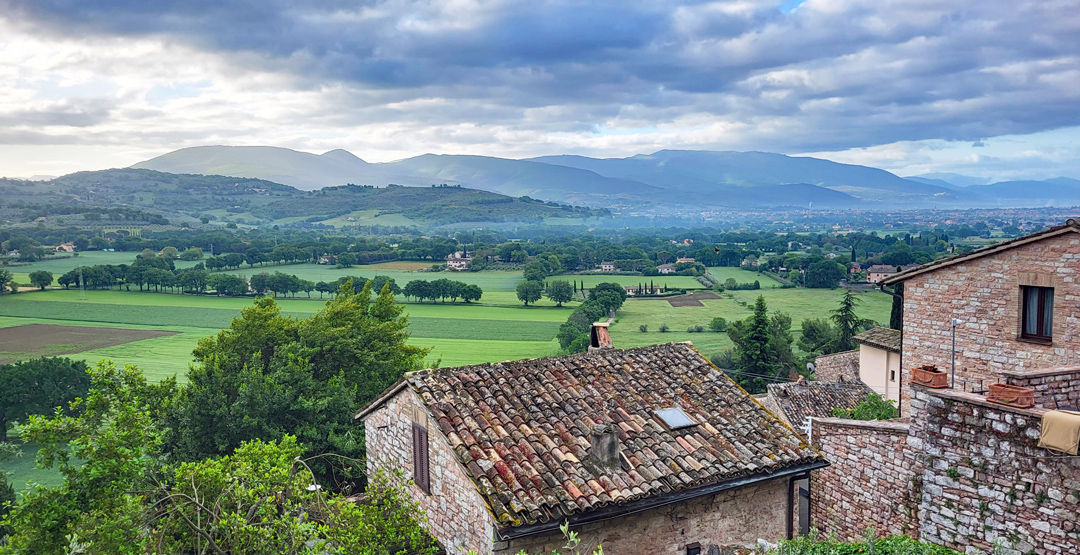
563;274;704;290
608;287;891;356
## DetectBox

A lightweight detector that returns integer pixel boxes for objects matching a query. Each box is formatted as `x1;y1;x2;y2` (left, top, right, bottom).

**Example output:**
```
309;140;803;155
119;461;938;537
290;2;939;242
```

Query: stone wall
363;388;497;555
496;478;790;555
814;350;860;383
810;418;920;541
1000;366;1080;409
900;231;1080;411
909;385;1080;554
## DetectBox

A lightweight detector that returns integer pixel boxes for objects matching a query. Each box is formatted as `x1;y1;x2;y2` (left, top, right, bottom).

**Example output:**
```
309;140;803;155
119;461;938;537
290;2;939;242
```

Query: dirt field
664;292;721;307
0;324;177;364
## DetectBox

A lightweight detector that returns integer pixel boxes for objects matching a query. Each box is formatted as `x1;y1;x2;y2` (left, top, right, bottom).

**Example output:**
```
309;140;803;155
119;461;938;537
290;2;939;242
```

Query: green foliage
832;289;869;352
168;281;429;488
805;260;846;289
545;280;574;307
0;357;90;442
708;316;728;332
3;360;177;554
774;530;962;554
831;393;899;420
516;280;543;306
727;296;797;393
798;317;836;354
0;270;12;293
27;271;53;290
658;323;669;333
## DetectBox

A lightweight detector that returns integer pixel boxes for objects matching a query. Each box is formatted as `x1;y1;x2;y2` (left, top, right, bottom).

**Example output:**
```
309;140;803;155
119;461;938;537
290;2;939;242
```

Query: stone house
882;219;1080;411
599;260;615;272
446;251;472;270
852;327;901;405
867;264;904;283
356;339;826;555
657;263;676;274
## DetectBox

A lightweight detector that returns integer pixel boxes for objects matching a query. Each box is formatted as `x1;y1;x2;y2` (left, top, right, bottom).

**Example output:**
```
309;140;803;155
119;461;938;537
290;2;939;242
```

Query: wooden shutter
412;422;430;494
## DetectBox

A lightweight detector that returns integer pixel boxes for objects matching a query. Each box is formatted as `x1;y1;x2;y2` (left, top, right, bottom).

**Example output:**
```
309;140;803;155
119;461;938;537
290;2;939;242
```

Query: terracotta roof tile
406;343;822;528
766;380;875;426
853;326;902;353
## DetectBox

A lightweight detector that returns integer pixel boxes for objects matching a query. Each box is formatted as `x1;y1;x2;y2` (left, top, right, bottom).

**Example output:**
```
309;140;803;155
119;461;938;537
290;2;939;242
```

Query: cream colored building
853;327;901;404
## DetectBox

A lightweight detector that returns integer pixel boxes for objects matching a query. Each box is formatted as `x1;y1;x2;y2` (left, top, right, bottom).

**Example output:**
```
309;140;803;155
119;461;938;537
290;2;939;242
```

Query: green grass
2;440;66;497
309;210;419;228
3;251;137;275
608;288;891;356
706;267;783;288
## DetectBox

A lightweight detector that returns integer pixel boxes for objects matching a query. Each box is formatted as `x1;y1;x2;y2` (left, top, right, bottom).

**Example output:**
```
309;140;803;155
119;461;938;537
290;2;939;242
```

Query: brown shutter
412;422;431;494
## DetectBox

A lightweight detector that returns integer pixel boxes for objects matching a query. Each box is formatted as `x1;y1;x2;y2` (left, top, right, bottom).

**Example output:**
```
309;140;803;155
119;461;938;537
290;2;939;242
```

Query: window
890;370;896;382
656;407;697;430
1021;286;1054;341
412;422;431;494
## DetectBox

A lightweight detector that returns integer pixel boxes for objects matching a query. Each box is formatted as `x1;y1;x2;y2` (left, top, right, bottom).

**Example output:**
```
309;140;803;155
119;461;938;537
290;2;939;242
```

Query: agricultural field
705;267;784;288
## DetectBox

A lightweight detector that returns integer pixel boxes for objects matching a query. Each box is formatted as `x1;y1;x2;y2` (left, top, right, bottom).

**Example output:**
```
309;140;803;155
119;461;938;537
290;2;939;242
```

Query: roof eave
882;222;1080;285
496;459;828;541
353;376;410;422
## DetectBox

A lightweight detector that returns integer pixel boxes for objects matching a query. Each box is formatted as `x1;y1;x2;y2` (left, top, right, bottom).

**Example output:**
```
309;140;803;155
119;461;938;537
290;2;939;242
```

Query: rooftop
853;326;902;354
766;379;875;426
367;343;823;531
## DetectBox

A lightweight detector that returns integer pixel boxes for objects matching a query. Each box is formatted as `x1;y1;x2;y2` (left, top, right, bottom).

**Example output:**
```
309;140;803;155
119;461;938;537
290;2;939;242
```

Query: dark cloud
2;0;1079;154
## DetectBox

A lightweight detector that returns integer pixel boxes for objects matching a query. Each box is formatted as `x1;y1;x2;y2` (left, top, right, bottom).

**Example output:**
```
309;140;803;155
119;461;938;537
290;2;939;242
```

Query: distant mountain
962;178;1080;207
131;145;1078;210
907;172;992;187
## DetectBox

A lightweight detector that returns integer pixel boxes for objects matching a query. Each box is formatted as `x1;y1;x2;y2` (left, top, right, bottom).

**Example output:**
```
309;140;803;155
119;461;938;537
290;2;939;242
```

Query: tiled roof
854;326;902;353
766;380;875;427
867;264;902;273
404;343;823;529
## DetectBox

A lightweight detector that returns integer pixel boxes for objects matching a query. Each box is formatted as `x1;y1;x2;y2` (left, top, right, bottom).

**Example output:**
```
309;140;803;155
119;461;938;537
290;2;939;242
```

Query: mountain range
133;146;1080;210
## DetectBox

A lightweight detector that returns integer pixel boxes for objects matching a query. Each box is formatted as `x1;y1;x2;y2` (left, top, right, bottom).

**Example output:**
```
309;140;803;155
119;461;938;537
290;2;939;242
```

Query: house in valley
866;264;904;283
446;251;473;270
599;260;615;272
356;336;826;555
657;263;676;274
882;219;1080;411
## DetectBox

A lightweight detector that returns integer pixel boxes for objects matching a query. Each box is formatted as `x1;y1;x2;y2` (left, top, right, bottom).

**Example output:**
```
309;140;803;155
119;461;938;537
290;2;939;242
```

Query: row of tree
400;279;483;303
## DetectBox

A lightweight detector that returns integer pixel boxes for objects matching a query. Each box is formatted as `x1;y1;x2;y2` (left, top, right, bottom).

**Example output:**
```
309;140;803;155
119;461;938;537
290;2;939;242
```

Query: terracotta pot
911;365;949;389
987;383;1035;408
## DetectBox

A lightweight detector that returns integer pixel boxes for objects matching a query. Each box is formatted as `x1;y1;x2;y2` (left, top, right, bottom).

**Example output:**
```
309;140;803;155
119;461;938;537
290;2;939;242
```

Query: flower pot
911;365;949;389
987;383;1035;408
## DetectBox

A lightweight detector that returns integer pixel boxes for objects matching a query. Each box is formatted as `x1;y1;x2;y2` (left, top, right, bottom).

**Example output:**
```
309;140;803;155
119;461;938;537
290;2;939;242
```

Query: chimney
589;322;612;351
589;424;620;468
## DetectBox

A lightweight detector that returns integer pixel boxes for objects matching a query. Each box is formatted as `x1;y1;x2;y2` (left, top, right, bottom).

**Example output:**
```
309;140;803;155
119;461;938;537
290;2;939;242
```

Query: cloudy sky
1;0;1078;180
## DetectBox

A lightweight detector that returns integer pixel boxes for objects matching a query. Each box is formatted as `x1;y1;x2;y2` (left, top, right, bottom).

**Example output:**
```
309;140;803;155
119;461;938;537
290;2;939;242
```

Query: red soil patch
0;324;177;364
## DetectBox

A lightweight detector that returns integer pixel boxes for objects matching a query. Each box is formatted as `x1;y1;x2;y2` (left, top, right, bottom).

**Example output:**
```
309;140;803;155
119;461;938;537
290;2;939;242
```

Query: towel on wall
1039;410;1080;455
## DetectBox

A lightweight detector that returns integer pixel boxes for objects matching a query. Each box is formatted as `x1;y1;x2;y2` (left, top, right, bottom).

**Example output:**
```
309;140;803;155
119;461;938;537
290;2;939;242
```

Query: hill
0;169;604;228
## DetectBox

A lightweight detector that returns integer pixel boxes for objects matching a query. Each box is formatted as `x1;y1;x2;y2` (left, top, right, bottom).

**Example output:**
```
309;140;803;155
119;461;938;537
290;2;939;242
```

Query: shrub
687;325;704;333
831;393;899;421
658;323;670;333
709;317;728;332
638;324;648;333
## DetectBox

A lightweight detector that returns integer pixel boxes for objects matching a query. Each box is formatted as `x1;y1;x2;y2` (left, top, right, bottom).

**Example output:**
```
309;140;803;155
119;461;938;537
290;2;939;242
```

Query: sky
0;0;1078;180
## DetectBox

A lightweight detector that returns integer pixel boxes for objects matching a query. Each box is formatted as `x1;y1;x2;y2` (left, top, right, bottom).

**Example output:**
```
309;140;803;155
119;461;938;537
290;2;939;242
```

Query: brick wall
497;478;790;555
909;385;1080;554
1000;366;1080;409
900;232;1080;411
815;350;860;383
363;388;497;555
810;418;920;541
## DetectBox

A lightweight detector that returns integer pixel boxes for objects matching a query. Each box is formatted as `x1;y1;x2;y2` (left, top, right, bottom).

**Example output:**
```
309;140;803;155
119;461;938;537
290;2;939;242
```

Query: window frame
1020;285;1054;343
412;422;431;494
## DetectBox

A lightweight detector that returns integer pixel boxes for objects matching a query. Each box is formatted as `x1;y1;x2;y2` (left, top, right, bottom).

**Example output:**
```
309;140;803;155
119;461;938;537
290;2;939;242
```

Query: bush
687;325;704;333
832;393;899;420
774;529;964;554
658;323;669;333
639;324;648;333
708;317;728;332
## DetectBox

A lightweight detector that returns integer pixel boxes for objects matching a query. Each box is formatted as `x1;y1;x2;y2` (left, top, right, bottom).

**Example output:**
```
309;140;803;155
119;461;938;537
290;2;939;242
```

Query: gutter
496;459;829;541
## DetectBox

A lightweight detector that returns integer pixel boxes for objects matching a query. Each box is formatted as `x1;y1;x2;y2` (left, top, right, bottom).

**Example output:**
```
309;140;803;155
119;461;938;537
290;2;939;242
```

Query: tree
805;260;846;288
708;317;728;332
516;280;543;306
28;270;53;290
461;284;483;303
799;317;836;354
726;296;796;393
832;289;865;352
179;246;204;260
168;281;429;487
0;357;90;442
161;246;180;259
545;280;574;307
0;269;11;293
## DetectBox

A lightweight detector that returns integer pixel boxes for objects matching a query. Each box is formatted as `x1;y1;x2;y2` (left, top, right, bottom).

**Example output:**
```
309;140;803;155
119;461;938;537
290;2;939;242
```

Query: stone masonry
909;385;1080;554
814;350;860;383
363;388;497;555
497;478;789;555
900;231;1080;412
810;418;920;541
1000;365;1080;409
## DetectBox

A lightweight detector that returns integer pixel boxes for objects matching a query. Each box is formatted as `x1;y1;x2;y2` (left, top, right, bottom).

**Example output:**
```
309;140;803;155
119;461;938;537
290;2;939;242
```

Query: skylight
656;407;697;430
